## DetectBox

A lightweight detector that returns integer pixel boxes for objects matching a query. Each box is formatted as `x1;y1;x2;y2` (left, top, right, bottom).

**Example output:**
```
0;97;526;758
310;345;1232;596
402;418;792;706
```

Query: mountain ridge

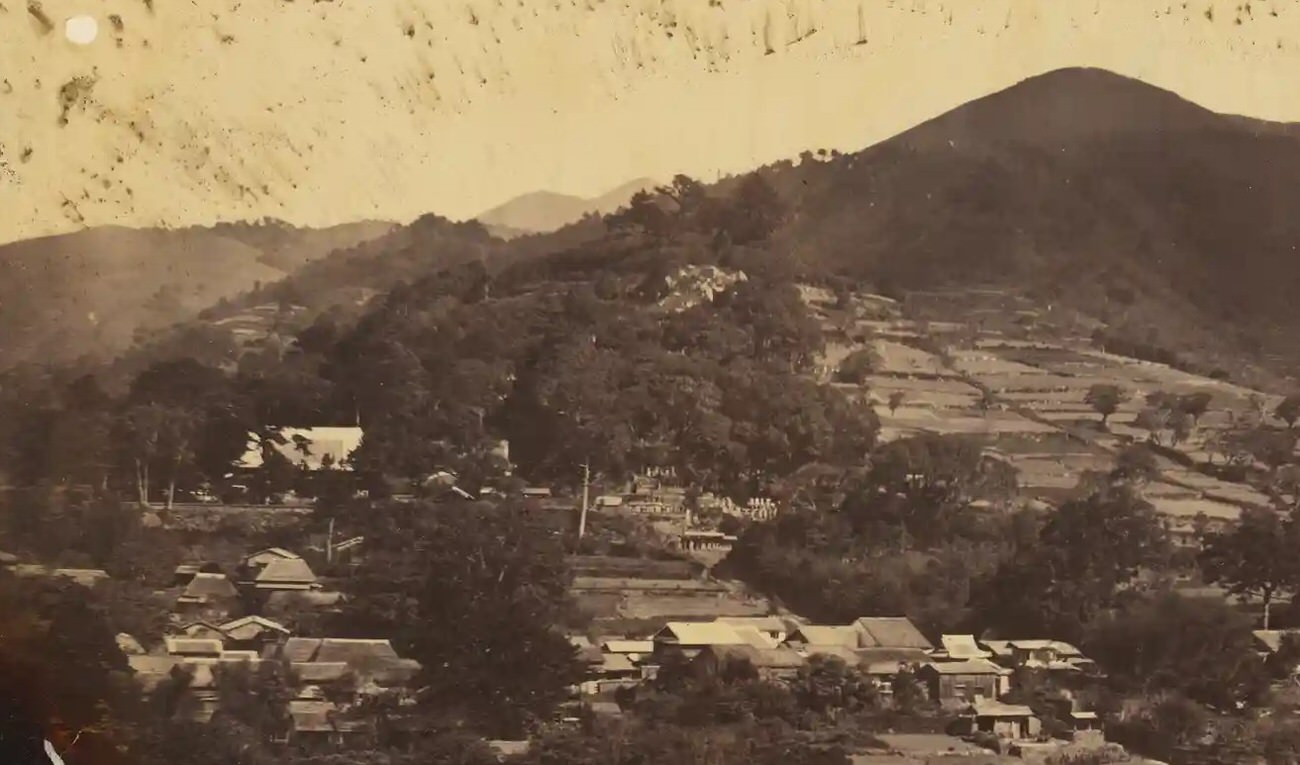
0;219;395;370
477;178;658;236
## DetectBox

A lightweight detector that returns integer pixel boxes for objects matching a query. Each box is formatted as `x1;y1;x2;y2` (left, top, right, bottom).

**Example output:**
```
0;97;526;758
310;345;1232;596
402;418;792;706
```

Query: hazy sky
2;0;1298;240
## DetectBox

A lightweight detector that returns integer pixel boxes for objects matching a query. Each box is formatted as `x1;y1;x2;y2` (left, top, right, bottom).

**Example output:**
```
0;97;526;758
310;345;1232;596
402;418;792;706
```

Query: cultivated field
820;288;1292;524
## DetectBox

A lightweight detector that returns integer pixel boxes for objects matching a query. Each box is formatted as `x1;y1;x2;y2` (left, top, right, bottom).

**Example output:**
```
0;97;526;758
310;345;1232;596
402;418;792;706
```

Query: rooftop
254;557;318;585
601;640;655;655
1253;629;1300;653
655;621;750;647
921;658;1009;675
219;615;291;639
938;634;993;660
246;547;302;563
179;573;238;602
854;617;933;650
788;625;862;648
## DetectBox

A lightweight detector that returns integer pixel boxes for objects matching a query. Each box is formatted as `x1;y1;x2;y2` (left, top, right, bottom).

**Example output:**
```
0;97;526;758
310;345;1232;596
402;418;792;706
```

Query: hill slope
49;67;1300;383
0;220;393;369
754;67;1300;378
477;178;657;237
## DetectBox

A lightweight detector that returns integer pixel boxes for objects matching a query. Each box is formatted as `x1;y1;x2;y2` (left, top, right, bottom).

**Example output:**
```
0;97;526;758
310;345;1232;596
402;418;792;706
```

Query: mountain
742;67;1300;378
0;220;393;370
477;178;657;237
43;67;1300;384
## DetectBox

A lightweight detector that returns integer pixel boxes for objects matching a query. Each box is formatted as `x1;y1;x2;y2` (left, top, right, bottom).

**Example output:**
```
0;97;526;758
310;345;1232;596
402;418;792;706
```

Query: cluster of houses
571;615;1104;745
124;546;421;743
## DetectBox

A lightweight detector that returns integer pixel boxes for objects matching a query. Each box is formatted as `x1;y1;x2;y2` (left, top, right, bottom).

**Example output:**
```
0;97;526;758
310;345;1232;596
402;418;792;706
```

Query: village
7;425;1300;765
5;276;1300;764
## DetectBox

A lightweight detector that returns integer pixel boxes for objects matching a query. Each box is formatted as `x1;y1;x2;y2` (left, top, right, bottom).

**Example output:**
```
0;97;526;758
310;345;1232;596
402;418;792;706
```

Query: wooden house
954;699;1041;740
917;659;1011;706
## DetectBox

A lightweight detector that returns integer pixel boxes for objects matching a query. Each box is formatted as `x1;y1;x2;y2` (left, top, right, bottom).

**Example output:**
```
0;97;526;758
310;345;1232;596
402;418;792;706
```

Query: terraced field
817;289;1294;525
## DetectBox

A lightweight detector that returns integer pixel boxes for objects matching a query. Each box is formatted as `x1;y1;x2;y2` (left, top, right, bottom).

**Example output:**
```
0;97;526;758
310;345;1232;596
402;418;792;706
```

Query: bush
835;348;881;384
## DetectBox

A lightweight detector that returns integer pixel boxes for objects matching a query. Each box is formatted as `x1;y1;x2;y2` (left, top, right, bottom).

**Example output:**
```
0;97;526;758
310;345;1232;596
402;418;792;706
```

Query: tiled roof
854;617;933;650
655;622;748;647
939;634;993;660
254;557;317;585
921;658;1008;676
219;615;291;640
601;640;655;655
282;637;324;663
787;625;861;648
180;573;238;601
315;638;400;666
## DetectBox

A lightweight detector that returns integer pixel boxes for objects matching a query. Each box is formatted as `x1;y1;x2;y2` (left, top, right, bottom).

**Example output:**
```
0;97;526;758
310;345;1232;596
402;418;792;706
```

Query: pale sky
1;0;1298;242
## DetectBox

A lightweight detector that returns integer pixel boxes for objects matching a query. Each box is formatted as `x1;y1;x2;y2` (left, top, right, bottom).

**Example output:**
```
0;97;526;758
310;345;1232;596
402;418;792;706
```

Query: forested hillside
0;173;873;503
0;219;393;369
29;67;1300;386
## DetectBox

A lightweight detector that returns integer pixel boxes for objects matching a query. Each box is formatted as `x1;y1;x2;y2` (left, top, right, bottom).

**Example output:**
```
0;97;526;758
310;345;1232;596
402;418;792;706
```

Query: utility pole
578;461;591;540
327;517;335;564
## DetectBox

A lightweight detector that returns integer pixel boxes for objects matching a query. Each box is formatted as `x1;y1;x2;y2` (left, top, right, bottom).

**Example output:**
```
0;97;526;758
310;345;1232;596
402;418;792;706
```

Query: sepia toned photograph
5;1;1300;763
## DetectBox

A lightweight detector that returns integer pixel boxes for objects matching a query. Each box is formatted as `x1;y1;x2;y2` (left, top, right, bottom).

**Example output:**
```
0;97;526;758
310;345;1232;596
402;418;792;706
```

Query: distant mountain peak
896;65;1222;152
476;177;659;236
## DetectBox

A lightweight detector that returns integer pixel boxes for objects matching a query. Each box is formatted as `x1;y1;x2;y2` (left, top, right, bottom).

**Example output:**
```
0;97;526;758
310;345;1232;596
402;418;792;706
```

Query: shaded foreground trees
972;484;1171;641
721;433;1025;631
327;500;583;737
1199;507;1300;629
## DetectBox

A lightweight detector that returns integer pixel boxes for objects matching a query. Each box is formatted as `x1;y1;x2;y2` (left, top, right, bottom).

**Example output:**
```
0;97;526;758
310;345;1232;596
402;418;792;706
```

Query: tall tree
1199;507;1300;629
975;485;1170;640
1084;593;1268;709
723;174;787;245
331;500;582;736
0;572;139;765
